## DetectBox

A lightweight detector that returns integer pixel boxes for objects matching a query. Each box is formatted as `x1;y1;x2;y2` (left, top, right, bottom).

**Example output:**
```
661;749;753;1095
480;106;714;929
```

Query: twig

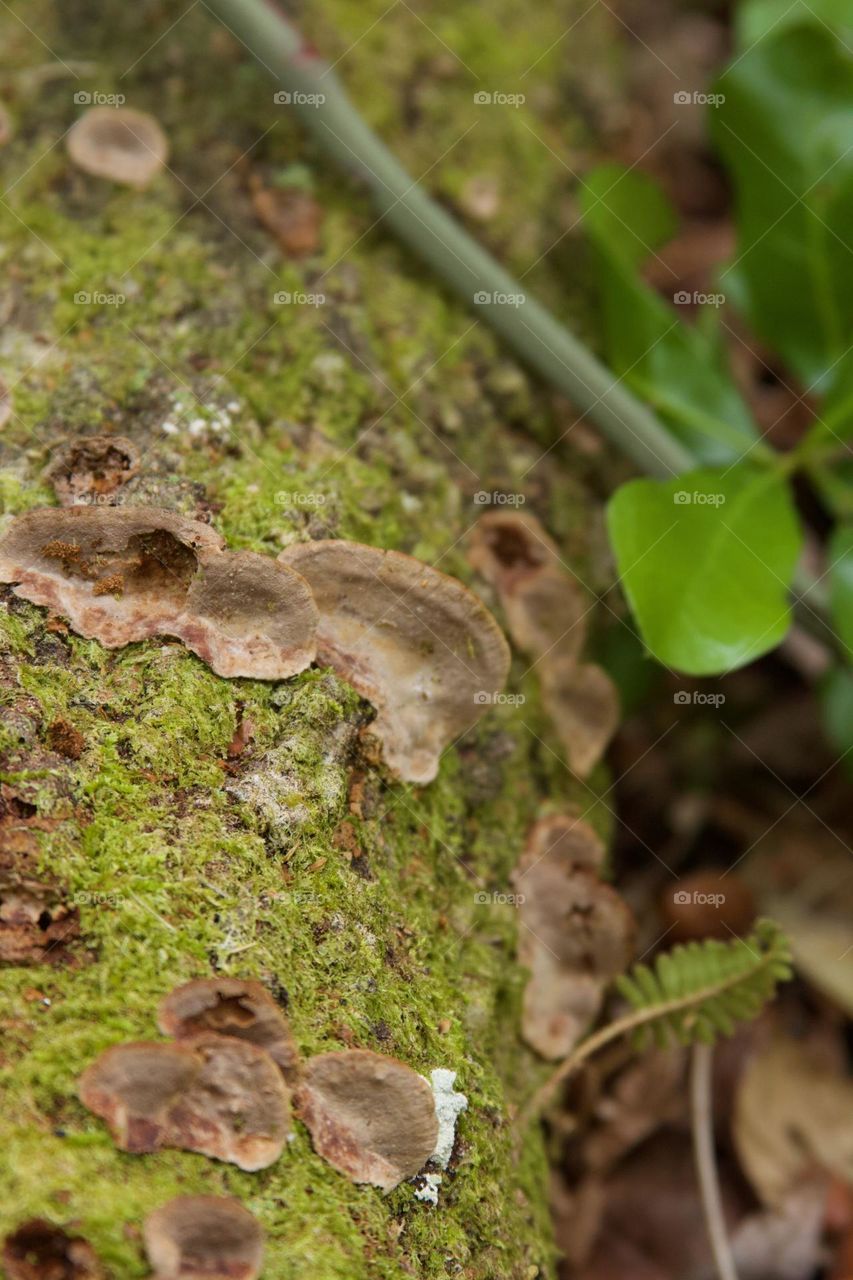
202;0;692;478
691;1043;739;1280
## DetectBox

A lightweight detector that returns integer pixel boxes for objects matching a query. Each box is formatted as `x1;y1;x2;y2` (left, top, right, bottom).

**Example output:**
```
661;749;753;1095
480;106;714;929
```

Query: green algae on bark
0;0;622;1274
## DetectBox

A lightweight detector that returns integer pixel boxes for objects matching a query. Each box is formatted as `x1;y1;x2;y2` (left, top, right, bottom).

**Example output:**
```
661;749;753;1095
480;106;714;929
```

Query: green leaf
607;465;802;675
818;666;853;764
828;524;853;659
579;166;757;464
712;25;853;387
736;0;853;47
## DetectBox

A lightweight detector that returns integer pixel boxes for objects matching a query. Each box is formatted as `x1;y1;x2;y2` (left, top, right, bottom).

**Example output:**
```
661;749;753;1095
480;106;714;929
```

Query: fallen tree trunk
0;1;621;1275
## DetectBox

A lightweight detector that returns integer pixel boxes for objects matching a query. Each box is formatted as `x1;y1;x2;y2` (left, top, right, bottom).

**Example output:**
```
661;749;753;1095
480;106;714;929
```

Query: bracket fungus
43;435;140;507
468;513;619;775
0;507;317;679
295;1049;439;1190
2;1219;102;1280
467;511;587;663
78;1035;291;1170
513;832;635;1059
66;106;168;188
144;1197;263;1280
278;540;510;783
158;977;299;1081
540;658;620;779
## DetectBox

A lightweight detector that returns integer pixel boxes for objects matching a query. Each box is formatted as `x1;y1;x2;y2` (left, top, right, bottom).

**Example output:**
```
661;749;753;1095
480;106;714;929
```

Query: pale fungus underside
468;511;619;777
279;540;511;784
513;818;635;1060
66;106;169;188
0;507;318;680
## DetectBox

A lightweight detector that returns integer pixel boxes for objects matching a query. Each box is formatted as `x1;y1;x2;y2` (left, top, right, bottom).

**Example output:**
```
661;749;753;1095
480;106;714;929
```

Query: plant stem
203;0;692;478
691;1044;739;1280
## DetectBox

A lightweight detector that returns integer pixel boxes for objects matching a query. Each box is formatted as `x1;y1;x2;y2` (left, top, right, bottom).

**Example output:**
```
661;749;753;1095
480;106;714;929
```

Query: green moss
0;0;623;1274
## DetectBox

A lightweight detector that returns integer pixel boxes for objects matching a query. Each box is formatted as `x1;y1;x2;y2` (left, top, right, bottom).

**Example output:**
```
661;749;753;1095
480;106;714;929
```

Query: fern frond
615;918;792;1050
522;918;792;1128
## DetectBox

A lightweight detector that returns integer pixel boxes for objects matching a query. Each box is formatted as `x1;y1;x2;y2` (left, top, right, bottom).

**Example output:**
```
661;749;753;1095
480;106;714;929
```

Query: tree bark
0;2;620;1276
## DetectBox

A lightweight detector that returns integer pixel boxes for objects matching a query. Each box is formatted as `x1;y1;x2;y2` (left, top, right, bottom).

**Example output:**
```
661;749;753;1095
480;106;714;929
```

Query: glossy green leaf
579;166;757;464
736;0;853;47
607;466;803;675
713;25;853;387
828;524;853;659
818;666;853;765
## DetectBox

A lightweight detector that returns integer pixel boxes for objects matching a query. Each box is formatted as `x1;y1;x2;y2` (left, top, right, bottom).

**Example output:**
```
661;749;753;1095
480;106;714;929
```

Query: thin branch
202;0;692;478
691;1043;739;1280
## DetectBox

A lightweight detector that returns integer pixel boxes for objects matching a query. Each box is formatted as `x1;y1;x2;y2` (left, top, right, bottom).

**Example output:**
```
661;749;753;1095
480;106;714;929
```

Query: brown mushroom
467;512;587;662
78;1035;291;1170
519;812;606;877
43;435;140;507
251;183;323;257
540;658;620;778
144;1197;263;1280
278;540;510;783
66;107;168;188
2;1219;102;1280
158;977;299;1081
295;1049;439;1189
0;507;317;680
514;860;635;1060
184;551;317;680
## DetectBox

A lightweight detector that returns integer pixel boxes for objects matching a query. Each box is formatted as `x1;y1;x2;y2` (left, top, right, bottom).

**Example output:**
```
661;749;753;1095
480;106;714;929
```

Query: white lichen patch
429;1068;467;1168
414;1172;442;1205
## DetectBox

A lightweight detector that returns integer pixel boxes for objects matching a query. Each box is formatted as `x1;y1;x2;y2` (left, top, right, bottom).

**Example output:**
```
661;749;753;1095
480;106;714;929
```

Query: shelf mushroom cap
0;506;317;679
278;539;511;783
67;106;168;188
158;976;299;1081
144;1196;263;1280
78;1035;291;1170
296;1048;439;1190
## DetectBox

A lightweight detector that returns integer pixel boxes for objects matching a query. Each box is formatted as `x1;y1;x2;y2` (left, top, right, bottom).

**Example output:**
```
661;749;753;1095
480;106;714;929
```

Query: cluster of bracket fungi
0;492;510;782
0;441;623;1272
73;977;441;1277
467;510;620;777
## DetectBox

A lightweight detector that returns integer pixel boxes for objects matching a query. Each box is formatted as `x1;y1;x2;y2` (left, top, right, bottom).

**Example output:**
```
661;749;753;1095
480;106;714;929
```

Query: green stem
202;0;692;478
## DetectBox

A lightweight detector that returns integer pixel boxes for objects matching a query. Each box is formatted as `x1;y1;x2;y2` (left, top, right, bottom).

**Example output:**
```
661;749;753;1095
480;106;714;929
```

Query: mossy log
0;2;623;1275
